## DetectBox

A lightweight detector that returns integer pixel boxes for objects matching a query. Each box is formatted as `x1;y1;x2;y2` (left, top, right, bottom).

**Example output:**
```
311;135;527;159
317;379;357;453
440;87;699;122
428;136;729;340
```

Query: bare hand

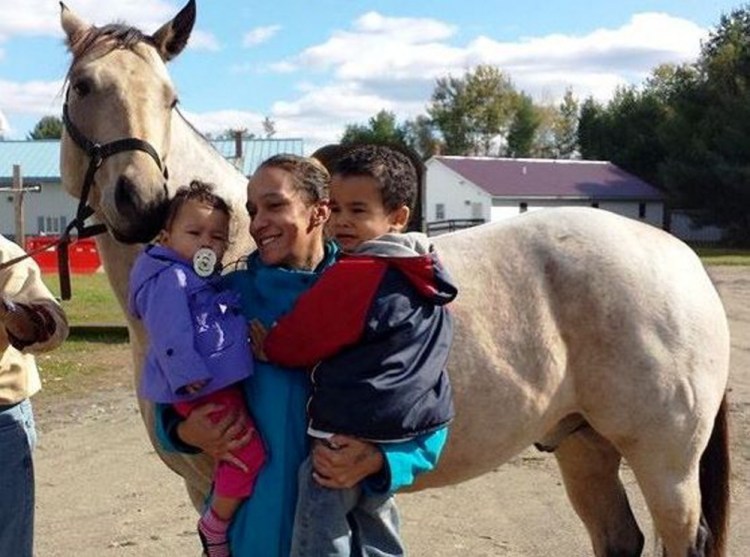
176;403;253;472
311;435;384;489
249;319;269;361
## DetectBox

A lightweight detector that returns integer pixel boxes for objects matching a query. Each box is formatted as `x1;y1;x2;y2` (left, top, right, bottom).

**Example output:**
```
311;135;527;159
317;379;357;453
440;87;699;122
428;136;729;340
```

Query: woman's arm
154;401;253;471
311;427;449;493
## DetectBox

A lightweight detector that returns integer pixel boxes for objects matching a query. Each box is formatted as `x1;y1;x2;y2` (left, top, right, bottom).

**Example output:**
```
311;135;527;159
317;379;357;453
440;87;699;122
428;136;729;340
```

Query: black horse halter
51;93;170;298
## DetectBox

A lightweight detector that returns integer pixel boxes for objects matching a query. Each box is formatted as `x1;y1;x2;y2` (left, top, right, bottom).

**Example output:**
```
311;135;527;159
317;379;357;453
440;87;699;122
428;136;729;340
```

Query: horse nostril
115;175;136;211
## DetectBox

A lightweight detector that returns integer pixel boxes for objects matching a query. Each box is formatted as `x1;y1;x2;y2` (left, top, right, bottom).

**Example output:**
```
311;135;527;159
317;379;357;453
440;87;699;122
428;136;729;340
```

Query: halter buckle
90;143;103;168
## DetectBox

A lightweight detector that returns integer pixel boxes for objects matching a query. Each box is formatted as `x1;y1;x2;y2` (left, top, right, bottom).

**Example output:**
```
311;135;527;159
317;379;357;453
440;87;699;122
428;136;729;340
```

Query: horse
58;2;730;556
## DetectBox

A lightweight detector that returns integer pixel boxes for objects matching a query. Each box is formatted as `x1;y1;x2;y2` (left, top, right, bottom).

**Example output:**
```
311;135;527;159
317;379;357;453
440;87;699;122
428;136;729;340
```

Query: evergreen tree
28;116;63;139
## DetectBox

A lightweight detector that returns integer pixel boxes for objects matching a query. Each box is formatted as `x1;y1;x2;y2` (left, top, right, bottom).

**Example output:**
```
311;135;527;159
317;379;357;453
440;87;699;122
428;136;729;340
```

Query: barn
425;156;666;234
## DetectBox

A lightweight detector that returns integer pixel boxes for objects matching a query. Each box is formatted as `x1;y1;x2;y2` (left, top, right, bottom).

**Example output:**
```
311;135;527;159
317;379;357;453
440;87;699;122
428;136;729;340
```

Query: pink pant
174;386;265;499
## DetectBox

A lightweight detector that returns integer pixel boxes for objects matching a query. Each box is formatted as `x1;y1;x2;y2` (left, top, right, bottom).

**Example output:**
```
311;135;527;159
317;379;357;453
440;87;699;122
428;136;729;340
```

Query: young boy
128;181;265;557
256;145;457;556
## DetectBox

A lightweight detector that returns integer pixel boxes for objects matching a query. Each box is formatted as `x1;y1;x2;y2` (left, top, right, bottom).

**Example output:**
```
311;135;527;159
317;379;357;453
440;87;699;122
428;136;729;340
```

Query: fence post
13;164;24;247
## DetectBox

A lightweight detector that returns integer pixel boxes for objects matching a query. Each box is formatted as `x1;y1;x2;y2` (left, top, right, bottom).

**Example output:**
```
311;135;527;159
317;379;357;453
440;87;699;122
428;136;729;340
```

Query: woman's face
246;165;327;269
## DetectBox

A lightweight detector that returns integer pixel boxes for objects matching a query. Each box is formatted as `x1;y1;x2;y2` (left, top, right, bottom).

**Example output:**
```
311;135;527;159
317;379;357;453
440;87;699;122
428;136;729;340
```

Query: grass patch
36;275;129;395
42;273;126;325
35;329;132;396
694;247;750;266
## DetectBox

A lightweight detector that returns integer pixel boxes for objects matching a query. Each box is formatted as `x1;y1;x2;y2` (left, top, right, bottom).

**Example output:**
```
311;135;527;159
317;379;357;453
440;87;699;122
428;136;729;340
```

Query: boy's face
328;174;409;252
160;199;230;263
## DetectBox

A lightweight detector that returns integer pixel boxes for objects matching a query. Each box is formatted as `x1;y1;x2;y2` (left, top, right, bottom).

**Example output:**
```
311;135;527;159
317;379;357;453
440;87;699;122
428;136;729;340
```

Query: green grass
35;330;132;396
42;272;126;325
694;247;750;266
36;274;129;395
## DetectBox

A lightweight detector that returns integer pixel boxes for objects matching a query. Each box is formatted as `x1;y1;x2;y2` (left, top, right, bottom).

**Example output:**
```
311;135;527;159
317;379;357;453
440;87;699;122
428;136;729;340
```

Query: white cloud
0;79;64;115
260;11;710;148
180;108;267;137
243;25;281;47
189;30;221;52
0;0;179;38
0;108;9;136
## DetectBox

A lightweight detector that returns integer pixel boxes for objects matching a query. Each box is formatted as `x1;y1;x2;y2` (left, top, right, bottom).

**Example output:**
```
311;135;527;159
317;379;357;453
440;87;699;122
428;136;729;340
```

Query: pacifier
193;247;218;277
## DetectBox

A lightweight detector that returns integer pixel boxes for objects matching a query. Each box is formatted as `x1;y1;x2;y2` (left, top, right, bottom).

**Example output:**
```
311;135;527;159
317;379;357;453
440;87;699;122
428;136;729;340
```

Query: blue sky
0;0;741;152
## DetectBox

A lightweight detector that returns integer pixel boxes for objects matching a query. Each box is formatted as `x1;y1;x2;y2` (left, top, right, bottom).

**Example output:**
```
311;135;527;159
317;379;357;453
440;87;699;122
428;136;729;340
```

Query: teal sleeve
154;402;200;454
365;427;449;494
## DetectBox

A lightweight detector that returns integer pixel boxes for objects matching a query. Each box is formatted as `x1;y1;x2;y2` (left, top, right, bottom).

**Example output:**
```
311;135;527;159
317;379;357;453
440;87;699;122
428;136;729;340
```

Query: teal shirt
156;242;448;556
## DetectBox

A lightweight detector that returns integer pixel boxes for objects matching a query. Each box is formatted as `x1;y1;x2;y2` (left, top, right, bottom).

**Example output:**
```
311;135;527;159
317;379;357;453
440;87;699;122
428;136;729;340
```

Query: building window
38;216;65;235
639;203;646;219
519;202;528;213
591;202;599;209
436;203;445;220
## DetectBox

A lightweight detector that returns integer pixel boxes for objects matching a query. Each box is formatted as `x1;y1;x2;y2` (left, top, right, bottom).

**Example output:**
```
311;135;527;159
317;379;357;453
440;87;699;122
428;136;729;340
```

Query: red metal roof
433;156;664;200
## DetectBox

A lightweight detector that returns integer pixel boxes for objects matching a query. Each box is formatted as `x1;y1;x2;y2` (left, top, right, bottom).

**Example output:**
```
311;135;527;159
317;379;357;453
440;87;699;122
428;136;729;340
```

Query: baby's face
161;199;229;264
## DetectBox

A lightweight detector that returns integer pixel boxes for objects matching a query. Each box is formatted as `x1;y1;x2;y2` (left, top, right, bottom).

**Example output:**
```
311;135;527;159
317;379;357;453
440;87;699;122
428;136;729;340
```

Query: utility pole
1;165;41;247
13;165;24;247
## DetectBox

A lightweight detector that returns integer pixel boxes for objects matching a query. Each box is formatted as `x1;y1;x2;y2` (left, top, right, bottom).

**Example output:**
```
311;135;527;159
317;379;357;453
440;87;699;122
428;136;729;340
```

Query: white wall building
425;156;666;234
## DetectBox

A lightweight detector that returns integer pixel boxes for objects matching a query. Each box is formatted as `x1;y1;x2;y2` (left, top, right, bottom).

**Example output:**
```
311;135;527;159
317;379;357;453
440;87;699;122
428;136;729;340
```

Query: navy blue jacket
265;233;456;441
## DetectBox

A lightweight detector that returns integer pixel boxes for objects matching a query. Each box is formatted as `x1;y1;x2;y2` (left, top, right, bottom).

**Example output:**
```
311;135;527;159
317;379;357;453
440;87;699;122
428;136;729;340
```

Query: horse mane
67;23;155;70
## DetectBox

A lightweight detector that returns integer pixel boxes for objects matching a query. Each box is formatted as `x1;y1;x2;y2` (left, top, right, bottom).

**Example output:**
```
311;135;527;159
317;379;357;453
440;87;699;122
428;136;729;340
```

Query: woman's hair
256;154;330;204
164;180;231;231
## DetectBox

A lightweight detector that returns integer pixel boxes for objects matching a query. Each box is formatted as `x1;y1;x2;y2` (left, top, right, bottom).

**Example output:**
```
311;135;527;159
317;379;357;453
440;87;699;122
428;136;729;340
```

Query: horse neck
168;113;253;262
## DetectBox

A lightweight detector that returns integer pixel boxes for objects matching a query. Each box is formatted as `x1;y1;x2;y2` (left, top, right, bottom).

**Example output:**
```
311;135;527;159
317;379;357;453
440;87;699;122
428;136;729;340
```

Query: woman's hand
311;435;384;489
176;403;253;472
249;319;269;361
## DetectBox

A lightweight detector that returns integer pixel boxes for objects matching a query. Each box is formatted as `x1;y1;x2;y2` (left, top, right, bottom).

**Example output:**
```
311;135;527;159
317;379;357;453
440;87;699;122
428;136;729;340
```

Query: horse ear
60;2;90;46
151;0;196;61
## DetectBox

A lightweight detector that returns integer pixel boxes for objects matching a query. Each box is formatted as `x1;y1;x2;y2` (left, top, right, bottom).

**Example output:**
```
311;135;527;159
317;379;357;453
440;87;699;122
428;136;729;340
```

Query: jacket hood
128;245;191;319
353;232;457;305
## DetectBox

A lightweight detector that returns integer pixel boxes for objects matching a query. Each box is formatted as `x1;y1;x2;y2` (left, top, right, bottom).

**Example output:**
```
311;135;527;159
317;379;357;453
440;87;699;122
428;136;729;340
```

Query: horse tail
700;394;730;557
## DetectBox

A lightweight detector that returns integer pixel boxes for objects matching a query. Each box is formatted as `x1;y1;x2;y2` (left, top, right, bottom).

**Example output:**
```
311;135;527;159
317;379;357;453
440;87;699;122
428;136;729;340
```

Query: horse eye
72;79;91;97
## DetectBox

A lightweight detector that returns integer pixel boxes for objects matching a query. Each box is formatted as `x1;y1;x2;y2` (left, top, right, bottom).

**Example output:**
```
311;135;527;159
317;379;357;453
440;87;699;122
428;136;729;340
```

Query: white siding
491;198;664;228
425;161;491;222
0;182;78;238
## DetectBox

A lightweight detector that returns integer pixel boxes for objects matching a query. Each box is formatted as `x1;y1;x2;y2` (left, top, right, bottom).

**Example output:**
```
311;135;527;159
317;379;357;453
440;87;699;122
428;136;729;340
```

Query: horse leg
624;448;703;557
554;426;644;557
624;400;729;557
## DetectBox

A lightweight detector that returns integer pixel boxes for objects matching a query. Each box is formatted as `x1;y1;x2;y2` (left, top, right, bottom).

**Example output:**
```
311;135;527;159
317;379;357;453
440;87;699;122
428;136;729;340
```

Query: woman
157;154;445;556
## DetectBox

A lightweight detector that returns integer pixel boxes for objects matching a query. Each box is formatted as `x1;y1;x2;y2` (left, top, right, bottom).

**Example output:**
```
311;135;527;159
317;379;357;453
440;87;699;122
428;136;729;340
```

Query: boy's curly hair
331;145;417;214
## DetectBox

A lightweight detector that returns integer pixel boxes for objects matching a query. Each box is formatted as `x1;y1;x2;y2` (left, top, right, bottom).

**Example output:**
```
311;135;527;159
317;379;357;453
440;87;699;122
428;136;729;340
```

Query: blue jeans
290;456;404;557
0;398;37;557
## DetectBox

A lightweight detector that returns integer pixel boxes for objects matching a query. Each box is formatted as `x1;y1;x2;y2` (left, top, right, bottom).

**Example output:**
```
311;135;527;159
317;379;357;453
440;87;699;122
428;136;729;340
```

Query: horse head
59;0;196;244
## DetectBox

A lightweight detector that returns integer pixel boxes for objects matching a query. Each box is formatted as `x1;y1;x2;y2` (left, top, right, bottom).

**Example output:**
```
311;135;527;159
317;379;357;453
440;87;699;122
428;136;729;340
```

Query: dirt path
32;266;750;556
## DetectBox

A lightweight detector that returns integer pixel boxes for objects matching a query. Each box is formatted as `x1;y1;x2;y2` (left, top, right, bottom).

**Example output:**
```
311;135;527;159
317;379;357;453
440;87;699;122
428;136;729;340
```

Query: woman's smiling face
246;165;325;270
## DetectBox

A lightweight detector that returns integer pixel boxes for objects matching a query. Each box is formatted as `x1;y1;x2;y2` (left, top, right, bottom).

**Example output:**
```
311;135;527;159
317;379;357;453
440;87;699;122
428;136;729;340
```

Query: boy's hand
249;319;269;361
